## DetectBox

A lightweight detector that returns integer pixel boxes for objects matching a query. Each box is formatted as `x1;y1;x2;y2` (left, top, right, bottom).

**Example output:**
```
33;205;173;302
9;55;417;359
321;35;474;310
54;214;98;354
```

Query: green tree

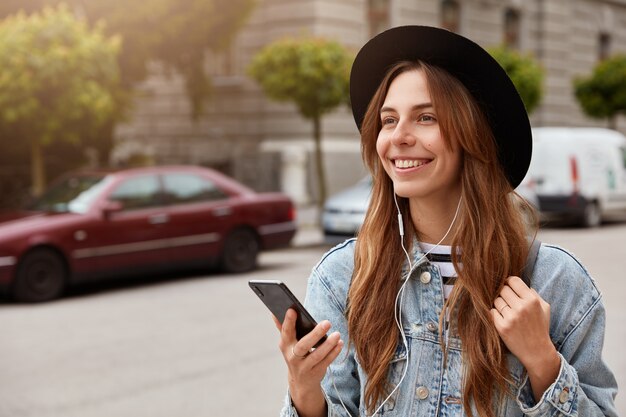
0;5;124;195
488;46;544;114
79;0;255;118
1;0;255;116
248;38;352;207
574;55;626;129
0;0;255;161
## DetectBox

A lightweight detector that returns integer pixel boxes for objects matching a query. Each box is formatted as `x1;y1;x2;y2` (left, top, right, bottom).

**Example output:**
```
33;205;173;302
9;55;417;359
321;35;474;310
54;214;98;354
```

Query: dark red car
0;165;296;302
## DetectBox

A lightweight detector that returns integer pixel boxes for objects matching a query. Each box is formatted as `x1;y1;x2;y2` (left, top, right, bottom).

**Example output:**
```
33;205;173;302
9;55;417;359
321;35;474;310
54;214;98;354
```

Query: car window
162;173;228;204
67;176;115;213
29;174;109;214
108;175;162;210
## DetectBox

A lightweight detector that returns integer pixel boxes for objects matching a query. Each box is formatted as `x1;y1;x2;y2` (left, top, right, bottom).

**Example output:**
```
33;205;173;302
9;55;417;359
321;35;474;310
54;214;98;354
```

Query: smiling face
376;69;463;206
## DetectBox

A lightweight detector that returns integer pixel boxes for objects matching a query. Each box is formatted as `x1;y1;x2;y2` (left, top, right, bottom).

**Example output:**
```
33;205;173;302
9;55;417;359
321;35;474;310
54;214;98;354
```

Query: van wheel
12;249;67;302
581;201;601;228
220;228;259;273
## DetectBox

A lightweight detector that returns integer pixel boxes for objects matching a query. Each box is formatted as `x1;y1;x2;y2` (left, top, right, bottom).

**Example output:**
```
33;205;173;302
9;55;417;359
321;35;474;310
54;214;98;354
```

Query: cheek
376;134;387;159
375;135;394;176
425;131;445;151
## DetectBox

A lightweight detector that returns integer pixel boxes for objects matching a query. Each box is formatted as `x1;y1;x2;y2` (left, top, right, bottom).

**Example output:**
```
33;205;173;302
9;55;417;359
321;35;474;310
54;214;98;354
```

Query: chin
392;185;426;199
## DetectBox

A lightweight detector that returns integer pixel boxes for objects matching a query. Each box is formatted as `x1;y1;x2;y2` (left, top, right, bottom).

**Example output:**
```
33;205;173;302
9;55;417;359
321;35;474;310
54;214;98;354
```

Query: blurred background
0;0;624;209
0;0;625;416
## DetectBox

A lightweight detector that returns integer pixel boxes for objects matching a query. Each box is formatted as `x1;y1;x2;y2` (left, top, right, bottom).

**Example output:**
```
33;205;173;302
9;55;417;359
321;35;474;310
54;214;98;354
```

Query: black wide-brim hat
350;25;532;188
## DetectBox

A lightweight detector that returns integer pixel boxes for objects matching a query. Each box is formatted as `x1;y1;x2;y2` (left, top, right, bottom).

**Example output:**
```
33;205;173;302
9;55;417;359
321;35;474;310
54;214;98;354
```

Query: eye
381;116;397;125
418;114;436;123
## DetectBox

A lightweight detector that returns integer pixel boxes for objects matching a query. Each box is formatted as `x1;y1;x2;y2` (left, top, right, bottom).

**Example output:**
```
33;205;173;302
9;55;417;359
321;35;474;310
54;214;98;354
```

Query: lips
393;159;431;169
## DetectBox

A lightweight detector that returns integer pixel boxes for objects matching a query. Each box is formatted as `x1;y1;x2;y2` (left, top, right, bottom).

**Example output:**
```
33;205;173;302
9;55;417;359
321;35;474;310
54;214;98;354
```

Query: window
31;174;109;214
440;0;460;33
504;8;521;49
162;173;227;204
109;176;162;210
598;32;611;61
207;46;236;77
368;0;390;38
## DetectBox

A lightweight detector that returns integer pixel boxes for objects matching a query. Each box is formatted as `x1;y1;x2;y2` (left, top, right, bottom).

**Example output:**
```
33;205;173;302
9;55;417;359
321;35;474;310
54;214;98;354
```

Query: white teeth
395;159;427;168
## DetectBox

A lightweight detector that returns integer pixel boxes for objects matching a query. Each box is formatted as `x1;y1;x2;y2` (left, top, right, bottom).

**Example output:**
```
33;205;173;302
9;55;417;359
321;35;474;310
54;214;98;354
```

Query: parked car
0;165;296;302
322;176;372;245
322;174;539;244
525;127;626;227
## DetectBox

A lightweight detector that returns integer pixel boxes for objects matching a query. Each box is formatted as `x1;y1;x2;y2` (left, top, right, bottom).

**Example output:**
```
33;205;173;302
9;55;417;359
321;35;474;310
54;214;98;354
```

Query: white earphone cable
329;193;462;417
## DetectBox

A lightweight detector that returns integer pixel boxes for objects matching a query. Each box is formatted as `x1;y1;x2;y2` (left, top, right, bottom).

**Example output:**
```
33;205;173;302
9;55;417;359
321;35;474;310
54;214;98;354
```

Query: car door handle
212;207;232;217
148;213;170;224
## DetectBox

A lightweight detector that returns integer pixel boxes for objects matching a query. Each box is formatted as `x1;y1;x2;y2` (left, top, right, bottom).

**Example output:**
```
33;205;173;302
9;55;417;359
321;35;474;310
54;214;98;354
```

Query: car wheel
220;228;259;273
13;249;67;302
581;201;601;228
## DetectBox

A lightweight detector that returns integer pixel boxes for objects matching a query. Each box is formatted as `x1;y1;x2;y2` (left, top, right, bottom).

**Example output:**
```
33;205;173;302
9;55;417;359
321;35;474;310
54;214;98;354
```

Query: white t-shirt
419;242;457;300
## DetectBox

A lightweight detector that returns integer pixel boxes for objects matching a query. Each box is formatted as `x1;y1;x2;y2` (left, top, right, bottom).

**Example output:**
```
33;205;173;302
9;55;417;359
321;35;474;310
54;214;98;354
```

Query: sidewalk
291;204;325;247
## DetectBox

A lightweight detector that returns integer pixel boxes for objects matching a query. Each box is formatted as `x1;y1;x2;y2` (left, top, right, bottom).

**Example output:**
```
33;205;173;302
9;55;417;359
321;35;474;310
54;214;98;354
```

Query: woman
274;26;618;417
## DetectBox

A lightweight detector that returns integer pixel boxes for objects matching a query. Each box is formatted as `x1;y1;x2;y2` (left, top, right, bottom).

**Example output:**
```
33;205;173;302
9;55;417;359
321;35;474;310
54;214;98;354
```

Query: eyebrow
380;103;434;114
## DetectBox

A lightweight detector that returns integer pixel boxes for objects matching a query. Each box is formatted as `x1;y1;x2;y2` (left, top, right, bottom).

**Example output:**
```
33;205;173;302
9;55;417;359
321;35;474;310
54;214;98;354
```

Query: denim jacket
281;239;618;417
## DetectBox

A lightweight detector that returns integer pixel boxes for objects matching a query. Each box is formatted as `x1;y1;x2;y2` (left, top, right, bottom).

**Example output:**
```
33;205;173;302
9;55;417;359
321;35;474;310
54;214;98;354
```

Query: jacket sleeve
280;266;361;417
515;295;618;416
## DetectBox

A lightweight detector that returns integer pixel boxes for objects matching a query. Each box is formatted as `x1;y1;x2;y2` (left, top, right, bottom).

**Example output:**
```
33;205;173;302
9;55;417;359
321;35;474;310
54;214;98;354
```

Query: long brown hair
347;61;536;416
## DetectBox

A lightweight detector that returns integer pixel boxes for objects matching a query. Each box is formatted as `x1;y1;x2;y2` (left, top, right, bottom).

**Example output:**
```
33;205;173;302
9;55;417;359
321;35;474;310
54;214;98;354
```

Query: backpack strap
521;239;541;287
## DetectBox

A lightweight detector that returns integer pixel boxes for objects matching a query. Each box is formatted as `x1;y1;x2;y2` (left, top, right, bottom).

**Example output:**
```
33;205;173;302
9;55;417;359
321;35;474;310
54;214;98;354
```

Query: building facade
113;0;626;205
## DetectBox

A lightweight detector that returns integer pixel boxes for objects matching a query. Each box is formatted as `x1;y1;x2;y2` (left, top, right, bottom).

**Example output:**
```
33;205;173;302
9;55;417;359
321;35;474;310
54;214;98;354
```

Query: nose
390;119;416;146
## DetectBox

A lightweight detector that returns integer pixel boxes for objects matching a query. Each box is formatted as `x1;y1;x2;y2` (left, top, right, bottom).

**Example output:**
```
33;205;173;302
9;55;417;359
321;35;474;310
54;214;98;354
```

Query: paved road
0;223;624;417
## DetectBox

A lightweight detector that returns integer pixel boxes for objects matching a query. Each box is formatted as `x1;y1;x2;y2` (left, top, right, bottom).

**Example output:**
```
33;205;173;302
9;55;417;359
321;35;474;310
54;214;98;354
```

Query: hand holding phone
249;280;328;348
250;280;345;417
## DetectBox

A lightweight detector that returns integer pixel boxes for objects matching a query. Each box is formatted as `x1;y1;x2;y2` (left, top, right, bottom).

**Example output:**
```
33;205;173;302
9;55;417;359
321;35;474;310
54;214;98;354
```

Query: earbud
393;192;404;237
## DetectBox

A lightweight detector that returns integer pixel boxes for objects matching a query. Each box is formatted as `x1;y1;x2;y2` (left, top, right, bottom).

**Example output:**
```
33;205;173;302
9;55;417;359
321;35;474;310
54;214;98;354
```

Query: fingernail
321;320;331;330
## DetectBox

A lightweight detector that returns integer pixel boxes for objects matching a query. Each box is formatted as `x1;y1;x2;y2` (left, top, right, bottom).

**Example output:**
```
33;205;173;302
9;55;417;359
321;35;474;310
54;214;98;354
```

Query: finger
490;308;505;331
506;276;533;298
315;338;344;371
290;343;311;360
493;296;509;314
511;284;546;315
306;331;341;362
530;288;548;304
297;320;332;352
499;285;522;308
281;308;298;342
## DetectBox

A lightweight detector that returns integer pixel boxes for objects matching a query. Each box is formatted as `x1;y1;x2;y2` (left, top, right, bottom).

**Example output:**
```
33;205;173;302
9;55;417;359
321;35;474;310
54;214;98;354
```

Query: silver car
322;176;372;245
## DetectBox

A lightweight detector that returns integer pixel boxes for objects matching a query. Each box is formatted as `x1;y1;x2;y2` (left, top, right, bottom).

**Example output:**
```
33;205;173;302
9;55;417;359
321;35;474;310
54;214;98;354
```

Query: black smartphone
248;280;328;348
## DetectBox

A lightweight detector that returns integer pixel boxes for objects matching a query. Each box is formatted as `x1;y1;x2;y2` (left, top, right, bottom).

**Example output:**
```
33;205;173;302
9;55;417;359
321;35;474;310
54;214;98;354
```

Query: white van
524;127;626;227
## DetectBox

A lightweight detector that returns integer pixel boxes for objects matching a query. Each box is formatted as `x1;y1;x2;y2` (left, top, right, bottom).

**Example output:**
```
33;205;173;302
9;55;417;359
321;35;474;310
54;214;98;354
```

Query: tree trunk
312;116;327;210
31;141;46;197
608;115;617;130
94;120;116;166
